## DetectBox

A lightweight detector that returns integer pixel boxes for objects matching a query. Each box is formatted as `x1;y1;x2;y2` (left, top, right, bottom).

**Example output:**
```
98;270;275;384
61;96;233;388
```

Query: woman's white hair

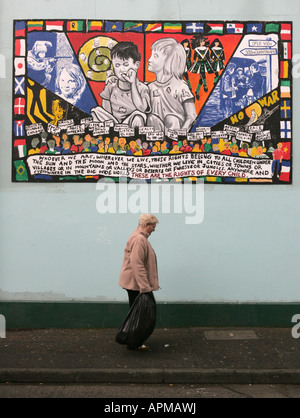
139;214;159;227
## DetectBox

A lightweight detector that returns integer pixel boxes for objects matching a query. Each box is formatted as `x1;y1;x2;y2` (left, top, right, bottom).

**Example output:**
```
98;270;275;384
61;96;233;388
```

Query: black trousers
126;289;155;308
126;289;140;308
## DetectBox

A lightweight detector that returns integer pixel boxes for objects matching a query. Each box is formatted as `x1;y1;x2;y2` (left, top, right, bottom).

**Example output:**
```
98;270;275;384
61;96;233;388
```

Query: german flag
280;61;289;79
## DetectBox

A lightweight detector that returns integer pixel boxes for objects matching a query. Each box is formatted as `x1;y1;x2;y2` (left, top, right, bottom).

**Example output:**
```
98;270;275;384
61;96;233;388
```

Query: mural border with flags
12;19;292;184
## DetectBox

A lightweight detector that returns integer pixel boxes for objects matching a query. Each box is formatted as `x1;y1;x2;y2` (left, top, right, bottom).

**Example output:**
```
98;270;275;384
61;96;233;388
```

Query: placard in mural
12;20;292;183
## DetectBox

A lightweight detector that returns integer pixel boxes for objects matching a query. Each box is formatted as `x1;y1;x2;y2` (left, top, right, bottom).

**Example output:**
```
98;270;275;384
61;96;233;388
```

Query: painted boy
91;42;150;128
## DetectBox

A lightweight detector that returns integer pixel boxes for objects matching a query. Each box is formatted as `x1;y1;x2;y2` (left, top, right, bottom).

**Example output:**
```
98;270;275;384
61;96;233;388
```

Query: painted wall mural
12;20;292;183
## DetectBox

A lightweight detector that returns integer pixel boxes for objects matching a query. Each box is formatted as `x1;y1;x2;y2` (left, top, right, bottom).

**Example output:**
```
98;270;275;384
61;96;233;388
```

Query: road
1;383;300;398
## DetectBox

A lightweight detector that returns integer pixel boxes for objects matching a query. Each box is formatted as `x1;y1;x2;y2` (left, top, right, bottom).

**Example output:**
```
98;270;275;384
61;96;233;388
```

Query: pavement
0;327;299;385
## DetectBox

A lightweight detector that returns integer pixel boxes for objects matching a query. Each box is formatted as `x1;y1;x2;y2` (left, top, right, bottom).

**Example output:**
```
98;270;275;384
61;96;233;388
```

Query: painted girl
147;38;196;134
209;38;225;85
55;63;86;106
190;35;213;99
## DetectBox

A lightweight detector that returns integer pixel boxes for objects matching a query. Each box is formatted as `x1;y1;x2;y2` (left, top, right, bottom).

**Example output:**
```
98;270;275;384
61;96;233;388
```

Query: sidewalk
0;327;299;384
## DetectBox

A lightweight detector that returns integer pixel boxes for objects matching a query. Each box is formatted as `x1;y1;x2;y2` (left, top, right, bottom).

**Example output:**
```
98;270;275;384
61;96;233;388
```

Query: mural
12;20;292;183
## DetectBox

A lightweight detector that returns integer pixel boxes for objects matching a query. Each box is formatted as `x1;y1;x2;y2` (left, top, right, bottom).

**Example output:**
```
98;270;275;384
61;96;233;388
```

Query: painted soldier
209;38;225;85
190;35;213;99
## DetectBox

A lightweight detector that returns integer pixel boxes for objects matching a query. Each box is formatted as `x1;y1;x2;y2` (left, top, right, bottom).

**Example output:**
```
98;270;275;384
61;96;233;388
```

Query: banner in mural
12;20;292;183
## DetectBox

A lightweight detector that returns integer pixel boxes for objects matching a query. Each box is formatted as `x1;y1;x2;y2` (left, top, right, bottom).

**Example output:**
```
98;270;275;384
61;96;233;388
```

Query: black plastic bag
116;292;156;349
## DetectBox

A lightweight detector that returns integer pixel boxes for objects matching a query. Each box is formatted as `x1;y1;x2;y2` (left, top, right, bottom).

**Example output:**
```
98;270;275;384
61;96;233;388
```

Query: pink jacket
119;228;159;293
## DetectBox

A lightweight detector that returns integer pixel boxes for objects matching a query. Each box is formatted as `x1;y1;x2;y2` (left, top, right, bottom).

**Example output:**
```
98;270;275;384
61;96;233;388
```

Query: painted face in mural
57;68;78;98
111;56;139;82
147;49;165;74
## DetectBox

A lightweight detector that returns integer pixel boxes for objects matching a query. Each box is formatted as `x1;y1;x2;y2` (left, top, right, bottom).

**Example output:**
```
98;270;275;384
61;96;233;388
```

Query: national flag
280;23;292;40
14;139;27;158
186;22;204;33
246;23;263;33
14;57;25;76
14;120;25;136
14;77;25;95
15;21;25;37
265;23;280;33
67;20;84;31
14;160;28;181
14;97;25;115
105;21;123;32
226;23;243;34
281;141;291;160
164;22;182;32
15;38;26;56
206;23;223;34
46;21;64;31
283;42;291;59
278;160;291;182
88;21;103;31
280;61;289;78
280;120;291;138
280;100;291;119
124;22;143;32
144;23;162;32
280;80;291;98
27;21;43;32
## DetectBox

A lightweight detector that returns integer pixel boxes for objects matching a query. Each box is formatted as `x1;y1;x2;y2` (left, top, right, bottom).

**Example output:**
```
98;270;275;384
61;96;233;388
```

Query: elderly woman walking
118;214;159;350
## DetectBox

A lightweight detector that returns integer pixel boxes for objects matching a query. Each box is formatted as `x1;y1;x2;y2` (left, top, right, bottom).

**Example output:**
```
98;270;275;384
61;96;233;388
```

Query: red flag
15;39;26;56
281;142;291;160
280;23;291;40
14;138;26;147
14;97;25;115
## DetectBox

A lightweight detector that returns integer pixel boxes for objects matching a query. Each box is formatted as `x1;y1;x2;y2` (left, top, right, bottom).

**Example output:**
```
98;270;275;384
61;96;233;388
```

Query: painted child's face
59;68;77;98
119;137;126;147
112;56;139;81
148;49;165;74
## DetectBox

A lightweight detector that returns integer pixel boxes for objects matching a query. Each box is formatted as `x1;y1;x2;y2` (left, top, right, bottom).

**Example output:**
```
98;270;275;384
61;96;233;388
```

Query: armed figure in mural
27;41;56;86
189;34;214;100
209;38;225;86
